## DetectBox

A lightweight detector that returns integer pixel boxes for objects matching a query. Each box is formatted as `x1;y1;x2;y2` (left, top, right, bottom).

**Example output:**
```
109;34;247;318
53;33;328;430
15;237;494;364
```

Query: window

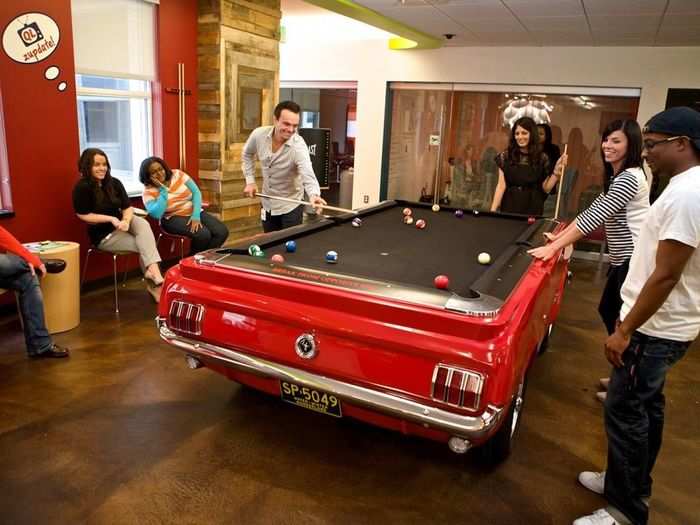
76;74;153;195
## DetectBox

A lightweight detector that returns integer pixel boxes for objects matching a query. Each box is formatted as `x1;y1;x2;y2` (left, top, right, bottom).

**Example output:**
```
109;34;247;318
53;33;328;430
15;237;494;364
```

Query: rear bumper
157;317;505;441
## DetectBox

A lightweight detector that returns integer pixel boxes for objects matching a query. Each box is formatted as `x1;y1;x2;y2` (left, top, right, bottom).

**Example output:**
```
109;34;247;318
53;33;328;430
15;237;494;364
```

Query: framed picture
240;87;262;134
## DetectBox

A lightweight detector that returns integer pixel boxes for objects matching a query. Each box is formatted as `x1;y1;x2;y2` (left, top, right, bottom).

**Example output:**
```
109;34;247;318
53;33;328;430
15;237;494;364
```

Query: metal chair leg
112;254;119;314
80;248;93;290
179;238;185;260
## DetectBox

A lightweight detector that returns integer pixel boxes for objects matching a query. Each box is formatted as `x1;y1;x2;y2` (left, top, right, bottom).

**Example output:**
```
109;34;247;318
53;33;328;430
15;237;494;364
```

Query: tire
537;323;554;355
475;375;527;465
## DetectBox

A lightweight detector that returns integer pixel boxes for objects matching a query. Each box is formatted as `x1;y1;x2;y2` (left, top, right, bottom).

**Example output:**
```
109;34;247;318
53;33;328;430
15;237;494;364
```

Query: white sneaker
573;508;618;525
578;471;605;495
596;391;607;403
599;377;610;390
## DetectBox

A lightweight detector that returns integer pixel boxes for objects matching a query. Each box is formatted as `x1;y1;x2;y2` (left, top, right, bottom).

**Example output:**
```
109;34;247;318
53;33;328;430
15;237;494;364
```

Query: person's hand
244;183;258;198
543;231;558;242
528;245;559;261
554;154;568;178
187;218;202;233
604;324;630;368
151;176;167;189
117;219;130;232
36;264;47;278
310;195;327;214
111;216;121;228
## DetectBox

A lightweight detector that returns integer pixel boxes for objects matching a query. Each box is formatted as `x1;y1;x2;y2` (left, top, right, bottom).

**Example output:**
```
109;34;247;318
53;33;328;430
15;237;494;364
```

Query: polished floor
0;260;698;525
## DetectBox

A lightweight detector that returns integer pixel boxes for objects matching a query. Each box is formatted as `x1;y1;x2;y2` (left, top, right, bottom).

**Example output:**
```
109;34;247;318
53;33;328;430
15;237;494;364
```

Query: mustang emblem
295;333;318;359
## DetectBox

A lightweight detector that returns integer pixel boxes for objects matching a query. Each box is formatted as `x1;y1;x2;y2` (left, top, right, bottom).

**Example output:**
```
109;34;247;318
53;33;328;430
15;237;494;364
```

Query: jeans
598;260;630;335
604;331;690;524
161;211;229;255
262;205;303;233
0;254;52;355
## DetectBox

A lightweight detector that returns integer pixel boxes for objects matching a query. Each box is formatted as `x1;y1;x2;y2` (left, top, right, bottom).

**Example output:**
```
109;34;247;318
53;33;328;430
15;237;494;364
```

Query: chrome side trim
157;318;504;439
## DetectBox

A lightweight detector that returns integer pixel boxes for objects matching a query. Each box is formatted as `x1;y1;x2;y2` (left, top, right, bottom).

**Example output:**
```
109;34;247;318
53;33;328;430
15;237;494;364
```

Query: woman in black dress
490;117;564;215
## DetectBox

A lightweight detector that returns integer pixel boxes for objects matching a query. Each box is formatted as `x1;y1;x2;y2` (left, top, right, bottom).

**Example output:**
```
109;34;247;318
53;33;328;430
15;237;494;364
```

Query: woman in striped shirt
529;120;649;336
140;157;228;255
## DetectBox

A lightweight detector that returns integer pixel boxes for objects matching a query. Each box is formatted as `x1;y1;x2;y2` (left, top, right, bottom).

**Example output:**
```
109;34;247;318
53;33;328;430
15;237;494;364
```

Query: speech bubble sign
2;12;61;64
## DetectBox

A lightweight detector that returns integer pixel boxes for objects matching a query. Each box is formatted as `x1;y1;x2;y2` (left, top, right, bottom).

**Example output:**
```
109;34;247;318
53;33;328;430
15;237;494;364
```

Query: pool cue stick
554;143;569;220
255;192;358;214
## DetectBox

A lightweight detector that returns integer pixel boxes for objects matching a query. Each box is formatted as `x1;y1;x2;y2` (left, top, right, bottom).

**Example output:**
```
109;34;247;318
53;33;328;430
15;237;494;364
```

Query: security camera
443;34;455;40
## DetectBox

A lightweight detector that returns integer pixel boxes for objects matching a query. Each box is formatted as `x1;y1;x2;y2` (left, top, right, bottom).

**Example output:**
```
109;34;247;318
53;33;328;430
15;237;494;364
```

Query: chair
0;287;24;329
156;231;187;261
81;247;136;314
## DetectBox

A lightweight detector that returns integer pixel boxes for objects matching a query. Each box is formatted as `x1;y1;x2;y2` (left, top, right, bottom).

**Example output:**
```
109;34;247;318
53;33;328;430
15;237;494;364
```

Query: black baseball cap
644;106;700;149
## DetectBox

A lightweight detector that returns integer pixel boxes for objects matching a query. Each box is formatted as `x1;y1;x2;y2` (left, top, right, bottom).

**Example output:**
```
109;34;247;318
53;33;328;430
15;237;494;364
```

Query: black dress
495;151;551;216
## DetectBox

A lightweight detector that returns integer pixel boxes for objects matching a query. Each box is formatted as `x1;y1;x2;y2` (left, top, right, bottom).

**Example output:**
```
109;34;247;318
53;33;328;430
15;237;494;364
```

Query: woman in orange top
140;157;228;255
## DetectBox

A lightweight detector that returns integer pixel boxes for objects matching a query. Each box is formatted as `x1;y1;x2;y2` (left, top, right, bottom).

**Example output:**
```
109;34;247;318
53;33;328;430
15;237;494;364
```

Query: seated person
0;226;69;359
73;148;164;302
139;156;228;255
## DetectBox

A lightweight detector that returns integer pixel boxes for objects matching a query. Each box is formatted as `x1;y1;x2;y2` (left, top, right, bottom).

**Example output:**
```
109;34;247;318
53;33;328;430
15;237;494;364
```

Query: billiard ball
325;250;338;263
432;204;440;212
415;219;426;229
403;216;414;225
271;254;285;264
528;216;536;224
473;209;480;216
455;209;464;218
434;274;449;289
478;252;491;265
248;244;262;256
285;240;297;253
351;217;363;228
402;208;412;217
253;249;265;257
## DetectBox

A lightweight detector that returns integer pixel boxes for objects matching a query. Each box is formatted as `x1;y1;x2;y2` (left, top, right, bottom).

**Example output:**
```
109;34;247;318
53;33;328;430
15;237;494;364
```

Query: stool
0;287;24;329
156;231;187;260
81;247;136;314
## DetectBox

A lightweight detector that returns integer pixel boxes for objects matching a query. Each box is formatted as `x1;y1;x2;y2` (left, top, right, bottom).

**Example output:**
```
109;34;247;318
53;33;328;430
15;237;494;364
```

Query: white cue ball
478;252;491;265
432;204;440;212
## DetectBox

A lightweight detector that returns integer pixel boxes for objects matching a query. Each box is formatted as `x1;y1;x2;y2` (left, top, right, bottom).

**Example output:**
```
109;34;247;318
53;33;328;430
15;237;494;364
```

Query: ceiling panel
583;0;668;16
504;0;584;18
439;2;514;20
382;6;466;35
588;14;661;31
666;0;700;14
519;15;589;32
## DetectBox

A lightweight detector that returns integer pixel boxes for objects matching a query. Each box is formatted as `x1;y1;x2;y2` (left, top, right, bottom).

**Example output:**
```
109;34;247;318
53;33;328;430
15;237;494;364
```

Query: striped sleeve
575;171;640;236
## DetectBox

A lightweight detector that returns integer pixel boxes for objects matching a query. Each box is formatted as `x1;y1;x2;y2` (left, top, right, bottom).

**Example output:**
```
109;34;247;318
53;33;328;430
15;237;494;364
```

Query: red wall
0;0;198;286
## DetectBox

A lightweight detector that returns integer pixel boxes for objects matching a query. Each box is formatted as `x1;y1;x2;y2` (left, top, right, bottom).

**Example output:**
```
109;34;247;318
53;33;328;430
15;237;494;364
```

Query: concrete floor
0;260;698;525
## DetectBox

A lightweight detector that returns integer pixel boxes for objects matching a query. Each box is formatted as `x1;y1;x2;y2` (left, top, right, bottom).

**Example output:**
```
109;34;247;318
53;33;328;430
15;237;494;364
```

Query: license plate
280;381;342;418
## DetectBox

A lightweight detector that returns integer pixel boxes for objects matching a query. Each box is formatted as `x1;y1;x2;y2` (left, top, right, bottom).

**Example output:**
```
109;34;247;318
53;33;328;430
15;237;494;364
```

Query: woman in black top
490;117;564;216
537;123;561;164
72;148;163;302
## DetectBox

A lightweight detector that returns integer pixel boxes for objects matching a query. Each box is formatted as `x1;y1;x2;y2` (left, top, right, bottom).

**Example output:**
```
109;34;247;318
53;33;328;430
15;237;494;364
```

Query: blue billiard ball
325;250;338;263
454;209;464;218
351;217;363;228
285;240;297;253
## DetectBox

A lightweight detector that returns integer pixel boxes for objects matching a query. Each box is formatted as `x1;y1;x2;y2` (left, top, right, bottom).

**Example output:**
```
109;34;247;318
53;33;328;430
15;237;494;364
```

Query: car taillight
168;300;205;336
431;364;484;410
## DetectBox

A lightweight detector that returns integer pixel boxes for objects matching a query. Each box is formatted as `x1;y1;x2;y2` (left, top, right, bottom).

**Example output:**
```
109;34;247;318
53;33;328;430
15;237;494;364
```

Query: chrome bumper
157;318;504;440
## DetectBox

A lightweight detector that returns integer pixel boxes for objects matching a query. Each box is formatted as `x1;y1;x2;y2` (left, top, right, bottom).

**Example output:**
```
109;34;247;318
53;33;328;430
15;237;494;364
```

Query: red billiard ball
434;275;449;289
271;254;285;264
415;219;426;229
402;207;412;217
528;216;536;224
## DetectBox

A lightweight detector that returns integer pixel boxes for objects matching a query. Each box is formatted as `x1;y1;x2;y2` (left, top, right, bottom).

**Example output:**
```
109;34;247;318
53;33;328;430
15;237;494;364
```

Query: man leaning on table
242;100;326;233
0;226;69;359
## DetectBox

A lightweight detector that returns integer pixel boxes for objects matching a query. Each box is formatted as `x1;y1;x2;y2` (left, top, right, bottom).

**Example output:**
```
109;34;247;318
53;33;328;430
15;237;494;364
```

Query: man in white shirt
575;106;700;525
242;100;326;232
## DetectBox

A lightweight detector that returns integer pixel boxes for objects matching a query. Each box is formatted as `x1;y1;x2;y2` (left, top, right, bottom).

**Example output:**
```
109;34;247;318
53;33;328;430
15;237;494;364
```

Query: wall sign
2;12;67;92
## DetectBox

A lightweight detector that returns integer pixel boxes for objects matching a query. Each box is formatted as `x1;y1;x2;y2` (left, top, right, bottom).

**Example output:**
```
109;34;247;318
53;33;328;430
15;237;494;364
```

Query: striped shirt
142;169;196;219
576;167;650;266
242;126;320;215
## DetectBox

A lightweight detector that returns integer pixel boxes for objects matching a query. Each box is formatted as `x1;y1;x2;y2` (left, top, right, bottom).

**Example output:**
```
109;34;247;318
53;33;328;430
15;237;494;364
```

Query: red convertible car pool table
157;200;570;463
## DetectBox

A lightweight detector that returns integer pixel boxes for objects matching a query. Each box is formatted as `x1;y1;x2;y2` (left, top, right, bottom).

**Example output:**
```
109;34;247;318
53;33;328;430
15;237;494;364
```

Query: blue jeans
604;331;690;524
0;254;52;356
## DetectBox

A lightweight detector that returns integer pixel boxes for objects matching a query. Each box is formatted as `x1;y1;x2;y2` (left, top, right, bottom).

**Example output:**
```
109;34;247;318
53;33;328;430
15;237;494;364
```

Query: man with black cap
574;106;700;525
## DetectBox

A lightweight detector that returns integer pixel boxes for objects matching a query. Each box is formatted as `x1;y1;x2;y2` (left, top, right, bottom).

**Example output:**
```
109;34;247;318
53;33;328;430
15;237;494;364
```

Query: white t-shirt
620;165;700;341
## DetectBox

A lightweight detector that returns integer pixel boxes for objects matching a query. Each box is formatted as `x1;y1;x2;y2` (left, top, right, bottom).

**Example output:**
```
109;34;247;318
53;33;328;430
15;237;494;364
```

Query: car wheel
537;322;554;355
475;374;527;465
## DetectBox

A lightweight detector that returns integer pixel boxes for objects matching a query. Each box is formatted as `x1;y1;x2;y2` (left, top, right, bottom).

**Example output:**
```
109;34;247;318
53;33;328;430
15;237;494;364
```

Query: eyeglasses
642;135;688;150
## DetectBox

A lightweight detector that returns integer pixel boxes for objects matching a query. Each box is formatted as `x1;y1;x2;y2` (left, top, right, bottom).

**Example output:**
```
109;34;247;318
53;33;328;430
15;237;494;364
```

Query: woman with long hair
490;117;565;215
73;148;163;302
139;156;228;255
537;123;561;164
529;120;649;400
